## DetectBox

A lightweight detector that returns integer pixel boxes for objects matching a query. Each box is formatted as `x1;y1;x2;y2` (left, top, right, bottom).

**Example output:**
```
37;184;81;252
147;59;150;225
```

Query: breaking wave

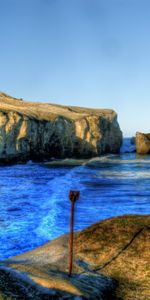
0;138;150;260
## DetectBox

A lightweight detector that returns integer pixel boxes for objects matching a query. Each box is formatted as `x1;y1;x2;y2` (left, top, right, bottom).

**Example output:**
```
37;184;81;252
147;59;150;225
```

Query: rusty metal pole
68;190;79;277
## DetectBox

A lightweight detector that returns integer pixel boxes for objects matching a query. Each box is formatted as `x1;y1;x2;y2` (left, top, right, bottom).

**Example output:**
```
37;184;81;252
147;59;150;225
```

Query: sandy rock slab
0;215;150;299
0;233;116;299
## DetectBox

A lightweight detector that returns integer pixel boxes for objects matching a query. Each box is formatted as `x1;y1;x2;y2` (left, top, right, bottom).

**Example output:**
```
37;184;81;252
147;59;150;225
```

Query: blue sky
0;0;150;136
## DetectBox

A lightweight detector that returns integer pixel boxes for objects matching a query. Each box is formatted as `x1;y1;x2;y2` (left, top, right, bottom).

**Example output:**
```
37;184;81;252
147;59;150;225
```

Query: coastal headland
0;92;122;163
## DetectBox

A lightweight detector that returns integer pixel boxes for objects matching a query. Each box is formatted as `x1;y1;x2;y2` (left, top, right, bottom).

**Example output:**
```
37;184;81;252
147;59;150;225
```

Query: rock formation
0;92;122;163
0;215;149;299
136;132;150;154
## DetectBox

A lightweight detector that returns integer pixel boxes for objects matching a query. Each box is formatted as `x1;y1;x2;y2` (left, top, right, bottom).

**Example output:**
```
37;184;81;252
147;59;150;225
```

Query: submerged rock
136;132;150;154
0;92;122;163
45;158;90;167
1;214;149;299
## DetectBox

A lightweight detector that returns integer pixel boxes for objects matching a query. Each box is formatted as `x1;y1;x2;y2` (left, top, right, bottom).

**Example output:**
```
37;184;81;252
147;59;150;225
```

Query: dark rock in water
1;215;149;300
7;207;21;212
136;132;150;154
45;158;90;167
0;92;122;164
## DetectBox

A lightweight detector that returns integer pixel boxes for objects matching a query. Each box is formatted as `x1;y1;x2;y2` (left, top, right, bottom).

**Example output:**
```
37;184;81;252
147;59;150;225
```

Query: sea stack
136;132;150;154
0;92;122;163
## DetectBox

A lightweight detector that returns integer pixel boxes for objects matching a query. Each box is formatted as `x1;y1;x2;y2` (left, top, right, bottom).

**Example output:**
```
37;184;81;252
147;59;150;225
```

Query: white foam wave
84;157;150;165
97;170;150;179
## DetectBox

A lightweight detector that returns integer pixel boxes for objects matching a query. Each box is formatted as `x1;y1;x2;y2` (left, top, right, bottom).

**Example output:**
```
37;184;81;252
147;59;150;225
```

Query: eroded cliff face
0;93;122;163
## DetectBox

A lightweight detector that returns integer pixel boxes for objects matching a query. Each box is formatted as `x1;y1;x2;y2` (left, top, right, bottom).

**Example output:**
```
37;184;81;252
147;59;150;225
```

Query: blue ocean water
0;139;150;260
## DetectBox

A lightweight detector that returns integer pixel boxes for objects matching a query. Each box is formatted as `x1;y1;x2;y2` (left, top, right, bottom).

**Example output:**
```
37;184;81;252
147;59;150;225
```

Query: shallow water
0;139;150;260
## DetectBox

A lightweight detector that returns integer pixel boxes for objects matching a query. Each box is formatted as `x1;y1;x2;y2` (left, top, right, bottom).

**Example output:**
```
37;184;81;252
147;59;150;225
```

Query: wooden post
68;190;79;277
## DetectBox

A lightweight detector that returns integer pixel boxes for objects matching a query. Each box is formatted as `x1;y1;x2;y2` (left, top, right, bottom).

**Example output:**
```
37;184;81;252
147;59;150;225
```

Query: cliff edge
0;92;122;163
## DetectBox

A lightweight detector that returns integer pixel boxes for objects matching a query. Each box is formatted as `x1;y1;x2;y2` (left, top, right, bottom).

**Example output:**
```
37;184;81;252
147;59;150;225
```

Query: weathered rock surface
0;215;149;299
136;132;150;154
0;92;122;163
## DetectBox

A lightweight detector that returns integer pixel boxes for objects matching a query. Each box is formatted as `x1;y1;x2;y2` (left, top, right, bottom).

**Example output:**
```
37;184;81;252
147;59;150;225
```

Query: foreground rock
0;215;149;299
136;132;150;154
0;92;122;163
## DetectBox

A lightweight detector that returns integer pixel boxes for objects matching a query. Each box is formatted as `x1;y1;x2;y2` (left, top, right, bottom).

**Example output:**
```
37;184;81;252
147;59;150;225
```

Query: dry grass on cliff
0;92;116;122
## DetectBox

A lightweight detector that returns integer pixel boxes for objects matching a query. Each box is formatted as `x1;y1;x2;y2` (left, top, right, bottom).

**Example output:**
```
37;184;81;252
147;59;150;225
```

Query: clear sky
0;0;150;136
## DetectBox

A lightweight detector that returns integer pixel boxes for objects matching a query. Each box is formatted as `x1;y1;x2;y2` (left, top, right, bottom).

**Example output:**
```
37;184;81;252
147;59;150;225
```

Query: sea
0;138;150;260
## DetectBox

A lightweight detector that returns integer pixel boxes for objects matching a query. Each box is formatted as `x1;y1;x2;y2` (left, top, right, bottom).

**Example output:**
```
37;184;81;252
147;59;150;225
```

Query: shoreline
0;214;149;299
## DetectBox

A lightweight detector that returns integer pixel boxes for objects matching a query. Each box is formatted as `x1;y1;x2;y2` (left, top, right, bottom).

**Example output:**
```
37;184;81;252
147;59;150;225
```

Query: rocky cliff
0;92;122;163
136;132;150;154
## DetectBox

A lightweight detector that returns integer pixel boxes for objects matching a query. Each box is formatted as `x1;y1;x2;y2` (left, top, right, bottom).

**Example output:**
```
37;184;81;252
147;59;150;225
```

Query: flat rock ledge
0;92;122;164
136;132;150;154
0;214;150;300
